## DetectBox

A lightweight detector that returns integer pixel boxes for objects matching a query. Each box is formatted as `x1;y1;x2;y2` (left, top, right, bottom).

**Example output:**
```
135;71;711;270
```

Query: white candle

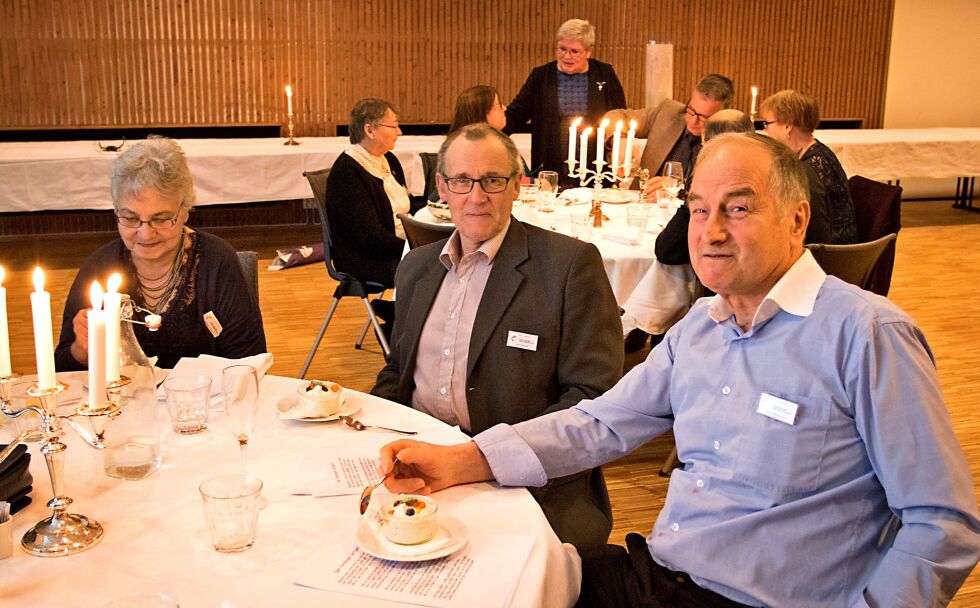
750;86;758;117
624;120;636;172
611;121;623;175
596;119;609;167
0;266;10;377
579;127;592;172
87;282;107;407
30;267;56;390
285;85;293;115
568;117;582;166
104;273;122;382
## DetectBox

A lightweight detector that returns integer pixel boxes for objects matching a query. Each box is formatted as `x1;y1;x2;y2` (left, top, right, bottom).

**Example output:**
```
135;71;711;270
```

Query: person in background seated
56;137;265;371
505;18;625;187
372;123;624;550
378;133;980;608
760;89;859;244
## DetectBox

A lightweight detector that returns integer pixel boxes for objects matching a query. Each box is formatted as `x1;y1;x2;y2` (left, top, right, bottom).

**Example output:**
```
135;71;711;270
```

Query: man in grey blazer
372;123;624;550
603;73;733;196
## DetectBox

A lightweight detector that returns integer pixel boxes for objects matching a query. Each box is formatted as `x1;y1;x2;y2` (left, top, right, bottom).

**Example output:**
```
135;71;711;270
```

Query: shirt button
450;312;457;319
670;523;679;532
722;386;731;395
443;349;451;356
458;277;465;284
713;440;721;450
696;479;704;488
439;387;447;395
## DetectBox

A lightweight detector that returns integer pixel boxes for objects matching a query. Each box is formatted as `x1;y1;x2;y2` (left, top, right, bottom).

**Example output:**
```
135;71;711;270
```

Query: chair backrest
303;168;346;282
420;152;439;200
398;212;455;249
848;175;902;296
806;233;897;292
235;250;259;305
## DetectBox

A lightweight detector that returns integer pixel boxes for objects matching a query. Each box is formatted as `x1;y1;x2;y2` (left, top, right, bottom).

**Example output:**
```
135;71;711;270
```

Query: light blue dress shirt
475;251;980;607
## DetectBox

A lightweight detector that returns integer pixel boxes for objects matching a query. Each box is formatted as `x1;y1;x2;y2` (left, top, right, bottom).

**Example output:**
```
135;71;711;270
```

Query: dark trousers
575;533;751;608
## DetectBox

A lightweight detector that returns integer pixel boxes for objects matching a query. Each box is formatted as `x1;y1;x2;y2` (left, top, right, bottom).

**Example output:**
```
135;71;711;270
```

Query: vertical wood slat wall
0;0;894;136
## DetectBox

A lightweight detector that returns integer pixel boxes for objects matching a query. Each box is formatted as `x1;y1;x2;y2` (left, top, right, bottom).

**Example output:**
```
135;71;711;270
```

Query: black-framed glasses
684;105;712;122
441;174;514;194
377;123;401;130
97;137;126;153
115;214;180;230
761;119;778;130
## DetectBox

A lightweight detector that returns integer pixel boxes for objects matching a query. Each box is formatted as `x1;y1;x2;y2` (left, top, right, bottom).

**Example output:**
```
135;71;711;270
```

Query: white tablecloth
0;373;580;607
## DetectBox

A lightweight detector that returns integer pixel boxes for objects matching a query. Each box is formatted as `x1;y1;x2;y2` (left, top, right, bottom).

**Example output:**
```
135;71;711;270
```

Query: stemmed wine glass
662;161;684;201
222;365;259;475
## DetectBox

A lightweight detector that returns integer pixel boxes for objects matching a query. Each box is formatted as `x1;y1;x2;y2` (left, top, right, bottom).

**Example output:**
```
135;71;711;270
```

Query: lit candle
285;85;293;115
611;120;623;175
0;266;10;377
30;267;56;390
87;282;106;407
623;120;636;172
750;86;758;117
579;127;592;173
596;119;609;167
568;117;582;166
104;273;122;382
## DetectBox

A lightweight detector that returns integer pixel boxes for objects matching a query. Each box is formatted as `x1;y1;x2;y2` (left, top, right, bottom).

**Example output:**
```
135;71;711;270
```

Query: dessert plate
356;515;468;562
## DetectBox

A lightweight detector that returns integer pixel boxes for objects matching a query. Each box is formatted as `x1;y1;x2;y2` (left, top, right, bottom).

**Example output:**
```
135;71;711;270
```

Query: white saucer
356;515;468;562
276;393;360;422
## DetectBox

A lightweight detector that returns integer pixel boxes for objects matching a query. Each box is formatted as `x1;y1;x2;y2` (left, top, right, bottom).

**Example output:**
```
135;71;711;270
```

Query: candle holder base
21;510;104;557
284;111;301;146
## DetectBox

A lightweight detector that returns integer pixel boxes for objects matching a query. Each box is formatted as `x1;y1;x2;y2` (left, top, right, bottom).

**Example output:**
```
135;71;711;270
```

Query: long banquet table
3;128;979;213
0;373;581;607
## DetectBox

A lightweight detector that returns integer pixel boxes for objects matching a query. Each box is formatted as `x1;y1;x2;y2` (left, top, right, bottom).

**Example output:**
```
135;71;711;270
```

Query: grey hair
695;73;735;108
698;132;808;216
437;123;521;177
703;109;754;141
349;98;397;144
110;136;196;210
556;19;596;50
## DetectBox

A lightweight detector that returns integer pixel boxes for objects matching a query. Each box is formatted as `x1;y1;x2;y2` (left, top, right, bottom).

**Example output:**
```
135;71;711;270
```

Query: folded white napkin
279;382;346;420
558;187;593;204
164;353;274;401
602;232;639;246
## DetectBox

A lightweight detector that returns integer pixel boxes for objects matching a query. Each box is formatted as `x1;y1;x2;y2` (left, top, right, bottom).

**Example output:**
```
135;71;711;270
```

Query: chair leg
355;292;387;349
298;297;342;379
360;297;391;359
659;446;678;477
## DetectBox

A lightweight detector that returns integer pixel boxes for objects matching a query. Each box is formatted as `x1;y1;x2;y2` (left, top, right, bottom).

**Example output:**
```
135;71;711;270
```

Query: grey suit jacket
604;98;687;176
372;220;624;548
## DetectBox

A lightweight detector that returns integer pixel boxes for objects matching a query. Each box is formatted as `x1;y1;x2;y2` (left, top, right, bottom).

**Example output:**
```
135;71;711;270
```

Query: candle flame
751;86;758;95
599;118;610;129
32;267;44;292
582;127;593;136
107;272;122;294
615;120;623;130
571;117;583;128
629;120;637;131
285;85;293;96
89;281;104;310
0;265;5;286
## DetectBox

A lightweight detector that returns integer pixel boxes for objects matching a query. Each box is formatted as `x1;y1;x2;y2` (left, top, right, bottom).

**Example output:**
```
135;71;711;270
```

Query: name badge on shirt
506;330;538;352
203;311;223;338
757;393;799;425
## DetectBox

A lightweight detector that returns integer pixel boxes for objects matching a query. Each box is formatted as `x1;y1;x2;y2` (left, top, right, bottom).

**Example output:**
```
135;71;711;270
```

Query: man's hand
69;309;90;364
379;440;494;495
643;175;666;199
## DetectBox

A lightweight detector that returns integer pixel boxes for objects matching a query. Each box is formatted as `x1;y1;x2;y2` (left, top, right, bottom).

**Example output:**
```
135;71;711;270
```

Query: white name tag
757;393;799;425
203;310;223;338
506;330;538;351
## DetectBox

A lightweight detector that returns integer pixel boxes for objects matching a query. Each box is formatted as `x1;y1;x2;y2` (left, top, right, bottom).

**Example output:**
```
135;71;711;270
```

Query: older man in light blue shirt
379;133;980;607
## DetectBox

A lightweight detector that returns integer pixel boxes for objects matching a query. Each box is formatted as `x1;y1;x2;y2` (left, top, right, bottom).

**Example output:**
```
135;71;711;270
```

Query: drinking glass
537;171;559;194
662;161;684;200
199;474;263;552
569;211;593;241
163;375;211;434
518;181;539;209
222;365;259;475
626;204;651;244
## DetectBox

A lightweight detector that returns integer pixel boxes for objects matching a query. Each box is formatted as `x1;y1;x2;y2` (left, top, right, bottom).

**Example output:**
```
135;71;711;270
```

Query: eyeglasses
441;174;514;194
556;44;587;58
684;105;712;122
115;214;180;230
377;123;401;130
761;119;778;130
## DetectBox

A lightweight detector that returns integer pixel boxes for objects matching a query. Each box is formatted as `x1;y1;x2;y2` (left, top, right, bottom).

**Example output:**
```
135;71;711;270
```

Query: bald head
703;110;754;142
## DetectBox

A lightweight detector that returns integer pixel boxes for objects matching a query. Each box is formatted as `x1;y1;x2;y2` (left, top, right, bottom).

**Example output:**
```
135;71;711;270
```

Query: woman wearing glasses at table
55;137;266;371
504;18;625;187
760;90;859;244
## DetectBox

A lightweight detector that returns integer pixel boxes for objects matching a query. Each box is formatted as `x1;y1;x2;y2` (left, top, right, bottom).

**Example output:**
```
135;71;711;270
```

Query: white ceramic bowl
427;200;452;221
377;494;439;545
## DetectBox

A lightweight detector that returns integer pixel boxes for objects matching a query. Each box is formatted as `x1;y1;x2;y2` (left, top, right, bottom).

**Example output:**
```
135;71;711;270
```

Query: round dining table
0;373;581;607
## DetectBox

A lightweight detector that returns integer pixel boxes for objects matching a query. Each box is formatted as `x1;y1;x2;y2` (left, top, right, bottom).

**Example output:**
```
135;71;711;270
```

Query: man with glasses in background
372;123;624;550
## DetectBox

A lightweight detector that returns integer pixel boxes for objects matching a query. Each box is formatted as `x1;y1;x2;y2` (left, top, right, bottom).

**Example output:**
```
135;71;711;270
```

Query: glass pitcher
102;295;162;480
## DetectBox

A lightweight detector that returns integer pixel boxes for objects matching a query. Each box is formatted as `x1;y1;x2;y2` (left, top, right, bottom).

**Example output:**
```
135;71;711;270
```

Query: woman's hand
379;440;494;495
68;309;89;364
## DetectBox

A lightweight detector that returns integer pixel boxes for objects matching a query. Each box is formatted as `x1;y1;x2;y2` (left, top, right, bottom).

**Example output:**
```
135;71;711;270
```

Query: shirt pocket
732;392;832;495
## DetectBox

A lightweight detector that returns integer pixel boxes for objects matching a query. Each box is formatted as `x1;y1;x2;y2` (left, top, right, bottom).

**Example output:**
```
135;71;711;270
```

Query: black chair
397;212;454;249
806;233;898;291
235;250;259;306
848;176;902;296
298;168;390;379
420;152;439;201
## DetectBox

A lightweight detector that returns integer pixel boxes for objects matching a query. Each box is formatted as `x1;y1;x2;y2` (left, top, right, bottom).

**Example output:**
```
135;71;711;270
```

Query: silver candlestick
565;158;620;228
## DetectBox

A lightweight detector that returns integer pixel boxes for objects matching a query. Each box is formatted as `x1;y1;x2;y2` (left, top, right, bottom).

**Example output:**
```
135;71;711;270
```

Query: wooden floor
2;200;979;604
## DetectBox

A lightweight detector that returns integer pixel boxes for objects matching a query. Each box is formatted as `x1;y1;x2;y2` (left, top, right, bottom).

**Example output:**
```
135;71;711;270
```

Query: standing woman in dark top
55;137;266;371
504;19;626;187
327;98;414;287
760;90;859;244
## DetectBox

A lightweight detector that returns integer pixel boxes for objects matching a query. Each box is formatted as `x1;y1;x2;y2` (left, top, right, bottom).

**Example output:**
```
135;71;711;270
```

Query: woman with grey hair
55;136;265;370
505;18;625;186
327;98;415;292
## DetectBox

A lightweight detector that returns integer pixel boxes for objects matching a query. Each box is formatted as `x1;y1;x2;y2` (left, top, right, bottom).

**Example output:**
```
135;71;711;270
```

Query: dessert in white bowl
375;494;439;545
